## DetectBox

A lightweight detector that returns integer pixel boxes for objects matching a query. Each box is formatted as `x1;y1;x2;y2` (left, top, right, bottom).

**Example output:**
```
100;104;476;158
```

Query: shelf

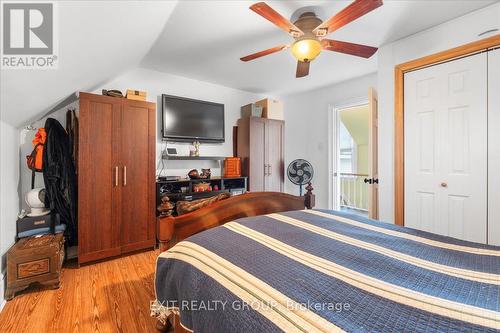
156;176;248;209
163;189;229;198
157;176;246;183
161;154;226;161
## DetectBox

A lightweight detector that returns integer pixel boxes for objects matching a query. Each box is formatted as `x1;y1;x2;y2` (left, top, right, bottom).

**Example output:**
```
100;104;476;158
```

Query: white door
488;48;500;246
404;53;487;243
368;88;379;219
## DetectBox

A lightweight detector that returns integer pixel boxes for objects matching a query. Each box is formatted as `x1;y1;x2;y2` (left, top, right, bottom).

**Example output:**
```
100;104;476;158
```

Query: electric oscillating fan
287;159;314;195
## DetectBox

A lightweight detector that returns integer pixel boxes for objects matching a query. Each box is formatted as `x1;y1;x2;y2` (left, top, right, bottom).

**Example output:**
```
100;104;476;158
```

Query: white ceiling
1;1;178;127
2;0;497;127
141;0;497;96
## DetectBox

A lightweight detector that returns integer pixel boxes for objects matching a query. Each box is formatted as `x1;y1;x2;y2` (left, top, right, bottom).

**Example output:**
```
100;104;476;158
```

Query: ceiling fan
240;0;383;78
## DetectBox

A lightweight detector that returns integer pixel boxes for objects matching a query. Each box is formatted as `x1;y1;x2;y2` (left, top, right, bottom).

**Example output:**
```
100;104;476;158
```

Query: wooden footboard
157;189;315;252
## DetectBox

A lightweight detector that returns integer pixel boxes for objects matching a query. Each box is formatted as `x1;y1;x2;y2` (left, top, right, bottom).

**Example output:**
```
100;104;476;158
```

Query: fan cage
287;159;314;195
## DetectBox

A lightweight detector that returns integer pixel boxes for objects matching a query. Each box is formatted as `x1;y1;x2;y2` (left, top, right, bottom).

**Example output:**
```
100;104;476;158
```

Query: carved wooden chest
5;233;65;300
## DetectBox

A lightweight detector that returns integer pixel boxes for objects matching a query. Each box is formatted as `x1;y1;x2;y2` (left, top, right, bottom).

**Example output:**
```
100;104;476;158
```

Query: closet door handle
264;164;268;176
123;166;127;186
267;164;271;176
114;166;119;187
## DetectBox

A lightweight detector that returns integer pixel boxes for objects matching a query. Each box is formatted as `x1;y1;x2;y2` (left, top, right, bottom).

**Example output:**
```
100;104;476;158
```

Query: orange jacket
27;128;46;171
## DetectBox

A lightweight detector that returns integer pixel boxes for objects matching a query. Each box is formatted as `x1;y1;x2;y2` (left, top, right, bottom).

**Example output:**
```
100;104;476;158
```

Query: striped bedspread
152;209;500;332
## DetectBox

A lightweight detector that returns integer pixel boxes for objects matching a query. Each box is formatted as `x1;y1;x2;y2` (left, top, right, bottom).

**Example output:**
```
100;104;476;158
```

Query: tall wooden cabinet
78;93;156;264
237;117;284;192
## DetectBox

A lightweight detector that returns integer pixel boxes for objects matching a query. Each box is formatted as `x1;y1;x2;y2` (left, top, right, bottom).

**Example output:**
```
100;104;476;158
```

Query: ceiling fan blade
240;45;288;62
250;2;303;37
296;61;310;78
313;0;383;36
322;39;378;58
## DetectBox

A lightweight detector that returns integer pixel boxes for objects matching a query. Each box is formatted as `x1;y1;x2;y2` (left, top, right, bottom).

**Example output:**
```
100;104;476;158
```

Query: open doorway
330;88;378;219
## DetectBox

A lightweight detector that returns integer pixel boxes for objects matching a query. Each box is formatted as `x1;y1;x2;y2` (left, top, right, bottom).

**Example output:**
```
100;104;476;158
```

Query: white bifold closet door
488;48;500;246
404;53;487;243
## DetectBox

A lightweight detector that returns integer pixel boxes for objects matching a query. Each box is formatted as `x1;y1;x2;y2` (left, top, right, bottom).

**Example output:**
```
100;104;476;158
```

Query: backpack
26;128;46;188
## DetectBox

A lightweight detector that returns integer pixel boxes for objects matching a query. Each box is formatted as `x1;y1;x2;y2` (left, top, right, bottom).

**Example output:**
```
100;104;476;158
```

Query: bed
152;191;500;332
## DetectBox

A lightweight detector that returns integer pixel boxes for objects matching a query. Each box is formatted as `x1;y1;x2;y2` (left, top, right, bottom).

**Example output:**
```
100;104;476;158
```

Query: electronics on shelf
156;176;248;214
158;176;181;182
166;148;177;155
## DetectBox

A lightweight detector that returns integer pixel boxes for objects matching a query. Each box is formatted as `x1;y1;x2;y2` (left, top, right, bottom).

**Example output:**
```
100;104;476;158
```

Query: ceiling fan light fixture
242;1;384;77
291;38;321;62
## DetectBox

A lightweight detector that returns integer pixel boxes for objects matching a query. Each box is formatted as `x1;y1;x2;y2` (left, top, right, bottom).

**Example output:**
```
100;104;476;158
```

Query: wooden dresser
5;233;65;300
237;117;285;192
78;93;156;264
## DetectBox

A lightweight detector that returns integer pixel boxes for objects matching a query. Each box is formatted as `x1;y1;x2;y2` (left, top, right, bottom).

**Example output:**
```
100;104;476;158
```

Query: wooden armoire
237;117;284;192
78;92;156;264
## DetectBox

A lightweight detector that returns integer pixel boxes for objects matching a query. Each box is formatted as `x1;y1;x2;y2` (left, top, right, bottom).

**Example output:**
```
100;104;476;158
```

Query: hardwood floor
0;249;162;333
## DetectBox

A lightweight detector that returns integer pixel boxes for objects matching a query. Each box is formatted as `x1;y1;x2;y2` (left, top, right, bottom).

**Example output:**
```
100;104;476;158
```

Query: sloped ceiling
2;0;497;127
0;0;178;127
141;0;497;96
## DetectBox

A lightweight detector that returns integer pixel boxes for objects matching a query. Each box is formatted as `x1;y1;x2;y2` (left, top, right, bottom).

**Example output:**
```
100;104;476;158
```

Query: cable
156;141;168;178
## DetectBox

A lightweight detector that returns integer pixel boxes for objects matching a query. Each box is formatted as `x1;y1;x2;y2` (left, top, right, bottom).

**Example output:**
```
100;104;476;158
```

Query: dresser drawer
17;258;50;279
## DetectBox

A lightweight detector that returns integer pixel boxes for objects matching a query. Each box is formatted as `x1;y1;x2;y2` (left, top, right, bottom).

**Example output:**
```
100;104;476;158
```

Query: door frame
368;87;379;220
328;97;369;210
394;34;500;226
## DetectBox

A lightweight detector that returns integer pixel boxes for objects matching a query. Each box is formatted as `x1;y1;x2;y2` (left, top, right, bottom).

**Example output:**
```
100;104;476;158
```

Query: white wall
280;73;378;208
1;0;178;128
18;67;374;212
0;120;20;309
17;69;265;205
377;2;500;223
96;68;265;178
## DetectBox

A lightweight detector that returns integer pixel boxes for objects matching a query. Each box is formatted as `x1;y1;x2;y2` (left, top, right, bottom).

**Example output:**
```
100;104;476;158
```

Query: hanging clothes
66;109;79;173
26;128;46;189
42;118;78;245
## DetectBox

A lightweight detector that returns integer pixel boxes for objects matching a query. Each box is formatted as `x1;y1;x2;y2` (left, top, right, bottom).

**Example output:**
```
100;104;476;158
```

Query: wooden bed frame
155;187;315;332
157;187;315;252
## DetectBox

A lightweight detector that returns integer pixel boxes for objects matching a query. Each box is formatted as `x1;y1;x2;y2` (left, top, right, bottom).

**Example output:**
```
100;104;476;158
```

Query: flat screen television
161;94;225;143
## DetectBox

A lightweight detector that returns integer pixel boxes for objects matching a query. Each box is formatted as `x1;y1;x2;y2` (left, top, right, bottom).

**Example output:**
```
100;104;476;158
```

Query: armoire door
248;117;266;191
78;93;122;263
120;100;156;253
265;119;284;192
404;53;487;243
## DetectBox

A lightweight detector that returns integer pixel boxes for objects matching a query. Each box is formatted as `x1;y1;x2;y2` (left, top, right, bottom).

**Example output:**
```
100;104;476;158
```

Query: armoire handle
114;166;119;187
123;166;127;186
